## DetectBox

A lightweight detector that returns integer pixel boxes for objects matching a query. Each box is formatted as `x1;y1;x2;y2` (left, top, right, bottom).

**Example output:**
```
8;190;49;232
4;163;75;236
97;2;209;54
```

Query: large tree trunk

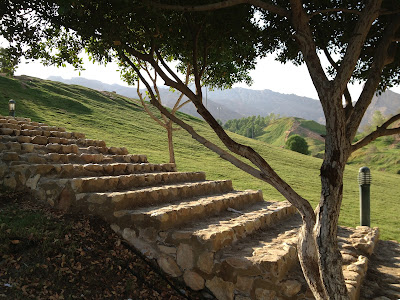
314;107;350;299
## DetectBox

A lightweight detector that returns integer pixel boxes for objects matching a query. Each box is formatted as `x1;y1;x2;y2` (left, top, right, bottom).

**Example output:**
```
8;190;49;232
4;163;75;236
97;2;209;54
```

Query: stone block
184;270;205;291
47;153;60;162
255;288;276;300
236;276;254;294
206;277;234;300
109;147;121;155
71;144;79;154
17;135;31;143
26;154;46;164
197;252;215;274
32;135;48;145
48;137;61;144
2;152;19;161
21;124;34;130
120;147;129;155
158;255;182;277
113;164;127;174
21;143;34;152
3;176;17;189
177;244;194;270
97;146;108;154
63;132;72;139
97;140;106;147
60;145;73;154
282;280;301;297
7;142;21;152
73;132;85;139
26;174;41;190
46;143;62;152
42;130;51;137
158;245;177;255
0;128;13;135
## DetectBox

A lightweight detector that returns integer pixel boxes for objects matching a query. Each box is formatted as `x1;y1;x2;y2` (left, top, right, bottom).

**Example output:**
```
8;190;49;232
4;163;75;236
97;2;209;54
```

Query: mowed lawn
1;75;399;241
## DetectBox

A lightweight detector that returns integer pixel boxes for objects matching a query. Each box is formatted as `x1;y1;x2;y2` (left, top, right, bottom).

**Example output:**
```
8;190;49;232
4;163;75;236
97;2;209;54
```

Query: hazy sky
12;52;400;100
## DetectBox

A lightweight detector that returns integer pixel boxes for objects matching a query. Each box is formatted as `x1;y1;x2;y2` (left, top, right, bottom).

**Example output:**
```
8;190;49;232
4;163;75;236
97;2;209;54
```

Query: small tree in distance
285;134;310;155
120;58;191;164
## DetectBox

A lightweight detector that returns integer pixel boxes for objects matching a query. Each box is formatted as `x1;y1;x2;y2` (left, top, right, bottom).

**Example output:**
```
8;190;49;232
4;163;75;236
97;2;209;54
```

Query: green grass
256;117;294;146
348;137;400;175
1;75;399;241
299;119;326;135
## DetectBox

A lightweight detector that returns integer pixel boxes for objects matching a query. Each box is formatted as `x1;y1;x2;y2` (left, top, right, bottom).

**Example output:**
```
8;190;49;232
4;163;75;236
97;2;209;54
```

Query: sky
10;50;400;100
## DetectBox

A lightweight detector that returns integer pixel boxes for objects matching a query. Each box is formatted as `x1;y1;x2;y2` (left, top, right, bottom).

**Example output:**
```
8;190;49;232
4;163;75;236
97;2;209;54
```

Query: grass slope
1;75;399;241
256;117;294;146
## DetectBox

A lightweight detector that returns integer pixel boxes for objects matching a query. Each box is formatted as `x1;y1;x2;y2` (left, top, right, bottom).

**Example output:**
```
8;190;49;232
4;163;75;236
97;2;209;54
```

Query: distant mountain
207;88;325;124
360;90;400;129
47;76;399;127
47;76;243;123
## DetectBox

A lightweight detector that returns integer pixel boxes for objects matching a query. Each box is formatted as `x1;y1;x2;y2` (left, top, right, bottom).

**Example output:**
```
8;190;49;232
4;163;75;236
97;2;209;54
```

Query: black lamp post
358;166;371;227
8;99;15;117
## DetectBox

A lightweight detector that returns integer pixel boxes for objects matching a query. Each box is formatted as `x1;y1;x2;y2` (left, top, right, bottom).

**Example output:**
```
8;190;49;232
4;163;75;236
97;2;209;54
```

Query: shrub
285;134;310;155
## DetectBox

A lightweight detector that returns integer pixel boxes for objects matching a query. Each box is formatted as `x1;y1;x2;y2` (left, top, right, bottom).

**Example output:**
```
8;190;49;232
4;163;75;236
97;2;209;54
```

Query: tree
286;134;310;155
120;58;191;164
2;1;400;299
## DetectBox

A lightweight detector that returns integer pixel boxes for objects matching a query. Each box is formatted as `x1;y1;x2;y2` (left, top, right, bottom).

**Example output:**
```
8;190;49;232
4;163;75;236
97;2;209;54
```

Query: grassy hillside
348;135;400;175
1;75;399;241
254;115;399;173
256;117;326;156
256;117;294;146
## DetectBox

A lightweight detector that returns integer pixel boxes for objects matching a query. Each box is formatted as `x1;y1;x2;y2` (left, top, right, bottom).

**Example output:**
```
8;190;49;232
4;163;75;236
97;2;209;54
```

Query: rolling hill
1;74;399;241
47;76;400;129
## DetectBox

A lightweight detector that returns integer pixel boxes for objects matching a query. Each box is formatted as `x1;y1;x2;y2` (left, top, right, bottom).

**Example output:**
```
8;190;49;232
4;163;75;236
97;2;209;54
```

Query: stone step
214;214;301;288
114;190;264;231
75;180;234;215
2;152;148;164
162;200;296;253
8;162;177;179
269;225;380;299
0;126;83;139
0;121;64;132
338;226;380;300
0;140;128;156
0;135;107;149
0;116;32;123
41;171;206;194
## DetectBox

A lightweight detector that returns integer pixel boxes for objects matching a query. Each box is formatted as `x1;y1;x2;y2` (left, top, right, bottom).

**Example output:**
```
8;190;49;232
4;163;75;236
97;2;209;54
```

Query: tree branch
380;8;400;15
309;8;361;18
333;0;382;98
351;113;400;152
121;49;315;221
192;27;203;98
125;53;268;181
289;0;331;108
136;80;167;129
322;47;353;110
143;0;289;17
346;14;400;140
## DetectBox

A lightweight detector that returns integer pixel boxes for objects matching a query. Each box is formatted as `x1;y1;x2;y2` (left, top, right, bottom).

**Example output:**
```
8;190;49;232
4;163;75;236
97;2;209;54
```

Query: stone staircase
0;115;380;300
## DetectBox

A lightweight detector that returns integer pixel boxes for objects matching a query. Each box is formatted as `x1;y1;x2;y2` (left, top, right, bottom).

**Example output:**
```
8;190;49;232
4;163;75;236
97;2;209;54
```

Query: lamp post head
358;166;371;185
8;99;15;117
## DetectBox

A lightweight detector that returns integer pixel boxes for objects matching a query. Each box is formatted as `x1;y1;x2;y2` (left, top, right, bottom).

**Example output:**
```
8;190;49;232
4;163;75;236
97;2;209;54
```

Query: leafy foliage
285;134;310;155
223;114;280;138
0;47;18;75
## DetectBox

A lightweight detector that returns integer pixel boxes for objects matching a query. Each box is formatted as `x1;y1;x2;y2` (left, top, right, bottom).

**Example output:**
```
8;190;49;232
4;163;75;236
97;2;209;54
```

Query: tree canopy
285;134;310;155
